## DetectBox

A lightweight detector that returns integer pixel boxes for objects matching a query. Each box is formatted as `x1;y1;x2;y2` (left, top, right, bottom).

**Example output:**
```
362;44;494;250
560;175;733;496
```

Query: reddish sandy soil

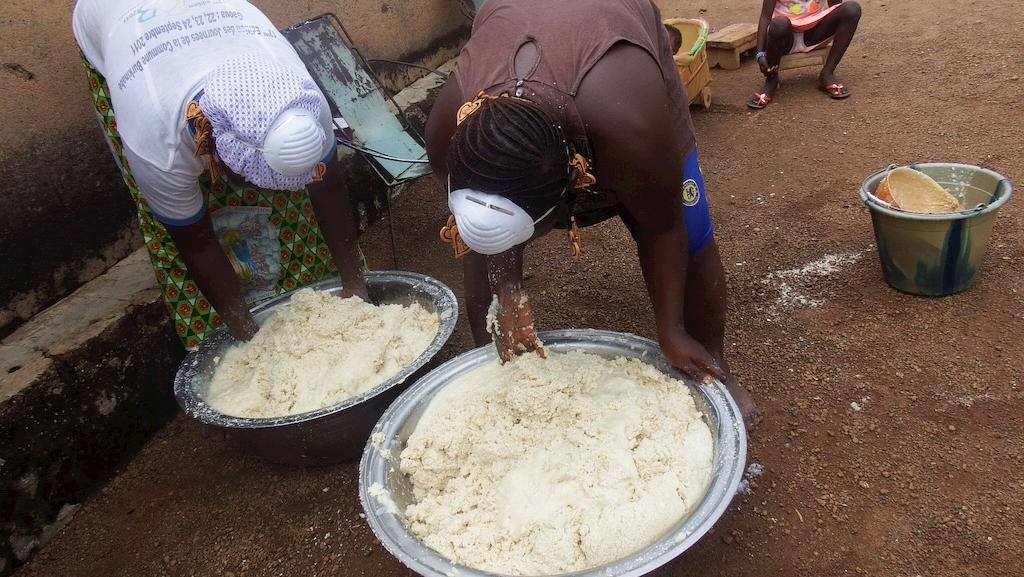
14;1;1024;576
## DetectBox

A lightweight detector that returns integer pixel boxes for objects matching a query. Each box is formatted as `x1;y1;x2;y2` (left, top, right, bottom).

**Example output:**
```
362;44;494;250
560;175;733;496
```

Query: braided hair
448;97;570;220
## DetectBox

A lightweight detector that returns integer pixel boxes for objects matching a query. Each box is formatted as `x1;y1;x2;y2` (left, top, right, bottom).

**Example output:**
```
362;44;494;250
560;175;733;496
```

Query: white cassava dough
399;351;714;576
205;288;438;418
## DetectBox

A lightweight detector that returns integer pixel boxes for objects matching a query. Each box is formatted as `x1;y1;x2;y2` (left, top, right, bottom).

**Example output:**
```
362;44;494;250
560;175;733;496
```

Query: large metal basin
360;329;747;577
173;272;458;466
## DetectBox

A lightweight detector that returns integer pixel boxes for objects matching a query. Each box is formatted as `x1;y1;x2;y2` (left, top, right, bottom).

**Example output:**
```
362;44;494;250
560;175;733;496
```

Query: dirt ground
14;0;1024;576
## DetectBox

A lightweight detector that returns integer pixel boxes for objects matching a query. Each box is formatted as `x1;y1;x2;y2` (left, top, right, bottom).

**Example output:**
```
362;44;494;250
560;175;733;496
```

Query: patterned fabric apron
82;56;367;350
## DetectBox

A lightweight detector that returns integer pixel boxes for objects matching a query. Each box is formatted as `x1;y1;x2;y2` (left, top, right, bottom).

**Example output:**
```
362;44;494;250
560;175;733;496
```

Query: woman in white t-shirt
73;0;366;345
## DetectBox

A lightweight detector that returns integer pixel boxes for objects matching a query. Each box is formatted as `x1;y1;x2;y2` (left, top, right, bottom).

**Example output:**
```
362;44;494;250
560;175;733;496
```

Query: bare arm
577;43;724;382
484;247;545;360
165;212;258;341
307;159;367;299
578;44;685;331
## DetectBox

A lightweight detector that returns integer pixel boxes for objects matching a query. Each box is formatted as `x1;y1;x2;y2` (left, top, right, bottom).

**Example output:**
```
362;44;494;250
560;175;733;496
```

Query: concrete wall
0;0;469;337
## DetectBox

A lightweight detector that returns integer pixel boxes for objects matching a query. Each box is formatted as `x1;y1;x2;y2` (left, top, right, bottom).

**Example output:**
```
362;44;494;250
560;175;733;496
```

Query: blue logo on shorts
682;179;700;207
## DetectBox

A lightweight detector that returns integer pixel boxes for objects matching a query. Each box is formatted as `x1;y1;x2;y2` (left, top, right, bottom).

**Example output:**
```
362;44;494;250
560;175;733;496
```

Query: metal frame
283;13;437;266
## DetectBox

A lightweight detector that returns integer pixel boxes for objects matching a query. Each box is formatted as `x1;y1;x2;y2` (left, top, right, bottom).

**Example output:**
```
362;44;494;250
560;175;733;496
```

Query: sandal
747;92;772;109
819;82;850;99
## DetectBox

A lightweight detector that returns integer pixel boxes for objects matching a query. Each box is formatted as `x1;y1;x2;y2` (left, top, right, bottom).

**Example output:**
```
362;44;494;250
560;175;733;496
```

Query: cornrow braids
448;97;570;220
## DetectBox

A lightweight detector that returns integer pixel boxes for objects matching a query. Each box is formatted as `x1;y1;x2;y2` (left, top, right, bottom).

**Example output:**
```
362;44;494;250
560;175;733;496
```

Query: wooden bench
707;23;757;70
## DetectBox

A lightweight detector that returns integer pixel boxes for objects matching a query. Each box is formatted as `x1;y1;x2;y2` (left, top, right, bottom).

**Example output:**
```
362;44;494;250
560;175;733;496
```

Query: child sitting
748;0;862;109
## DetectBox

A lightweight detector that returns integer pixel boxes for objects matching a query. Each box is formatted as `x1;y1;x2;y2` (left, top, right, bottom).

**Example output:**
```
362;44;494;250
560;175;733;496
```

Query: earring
569;153;597;190
567;216;582;258
440;215;470;258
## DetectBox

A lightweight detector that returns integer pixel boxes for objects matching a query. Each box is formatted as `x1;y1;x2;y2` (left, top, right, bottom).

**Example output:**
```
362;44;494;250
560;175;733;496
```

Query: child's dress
775;0;842;52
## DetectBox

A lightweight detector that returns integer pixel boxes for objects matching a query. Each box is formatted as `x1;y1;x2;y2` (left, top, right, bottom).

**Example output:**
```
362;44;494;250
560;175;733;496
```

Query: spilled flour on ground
946;390;1024;408
737;461;765;495
399;351;713;575
762;252;864;320
205;288;438;418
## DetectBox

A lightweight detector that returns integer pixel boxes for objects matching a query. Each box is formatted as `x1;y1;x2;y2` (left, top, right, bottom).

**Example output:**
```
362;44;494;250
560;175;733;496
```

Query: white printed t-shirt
73;0;334;225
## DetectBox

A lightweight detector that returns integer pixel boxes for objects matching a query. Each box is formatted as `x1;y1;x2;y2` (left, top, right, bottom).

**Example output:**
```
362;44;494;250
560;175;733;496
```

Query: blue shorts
621;147;714;255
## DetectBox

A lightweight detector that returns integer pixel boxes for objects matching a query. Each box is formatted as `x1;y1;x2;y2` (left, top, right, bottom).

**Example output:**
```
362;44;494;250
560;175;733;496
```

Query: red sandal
747;92;772;109
819;82;850;99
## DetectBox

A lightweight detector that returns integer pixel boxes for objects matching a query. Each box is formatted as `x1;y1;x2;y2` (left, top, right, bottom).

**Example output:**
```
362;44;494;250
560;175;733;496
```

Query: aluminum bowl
360;329;747;577
173;272;458;466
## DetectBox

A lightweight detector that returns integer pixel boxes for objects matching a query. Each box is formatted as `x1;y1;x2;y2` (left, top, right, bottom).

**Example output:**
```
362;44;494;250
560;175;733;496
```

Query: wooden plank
707;37;756;70
780;47;830;71
706;23;758;49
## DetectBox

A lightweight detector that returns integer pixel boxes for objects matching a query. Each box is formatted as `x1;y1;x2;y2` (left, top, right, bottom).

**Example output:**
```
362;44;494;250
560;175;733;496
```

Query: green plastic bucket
859;163;1012;296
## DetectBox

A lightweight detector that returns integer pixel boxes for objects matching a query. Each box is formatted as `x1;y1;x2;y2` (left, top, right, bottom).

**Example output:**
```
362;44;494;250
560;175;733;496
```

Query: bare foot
707;350;762;431
723;375;763;431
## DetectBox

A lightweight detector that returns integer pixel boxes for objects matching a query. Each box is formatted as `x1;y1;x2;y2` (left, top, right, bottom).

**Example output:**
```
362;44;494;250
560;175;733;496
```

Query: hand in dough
492;285;546;363
339;273;369;301
485;247;545;362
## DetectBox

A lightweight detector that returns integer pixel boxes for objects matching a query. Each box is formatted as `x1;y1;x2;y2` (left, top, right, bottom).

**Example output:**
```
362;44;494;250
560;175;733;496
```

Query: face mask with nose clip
446;176;562;255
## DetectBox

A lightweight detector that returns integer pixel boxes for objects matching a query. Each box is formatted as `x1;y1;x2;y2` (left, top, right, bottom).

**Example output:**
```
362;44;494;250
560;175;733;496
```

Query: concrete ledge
0;250;181;575
0;59;452;577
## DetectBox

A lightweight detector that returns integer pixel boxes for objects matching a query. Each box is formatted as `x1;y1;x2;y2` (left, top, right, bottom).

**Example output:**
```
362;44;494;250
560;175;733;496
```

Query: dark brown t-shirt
453;0;696;226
